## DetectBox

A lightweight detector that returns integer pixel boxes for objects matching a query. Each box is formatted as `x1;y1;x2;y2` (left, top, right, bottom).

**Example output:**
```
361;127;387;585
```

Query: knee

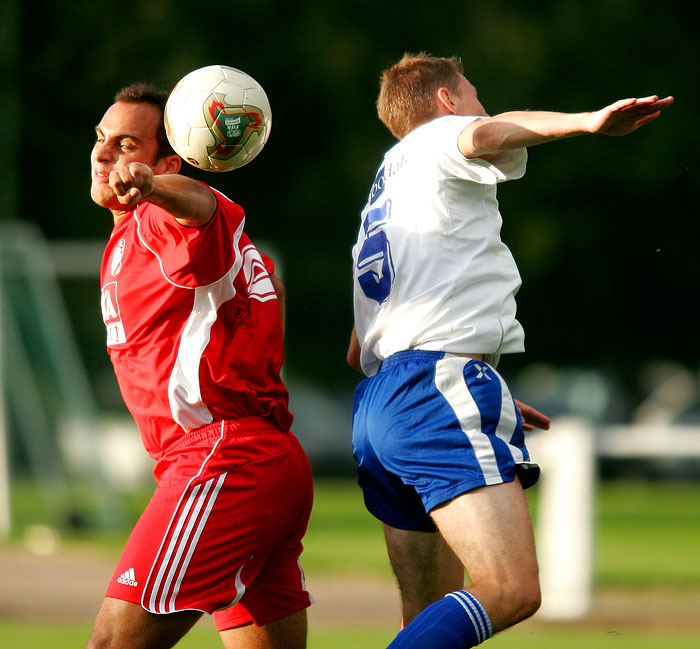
85;628;112;649
502;576;541;628
85;611;141;649
510;579;541;623
475;574;541;632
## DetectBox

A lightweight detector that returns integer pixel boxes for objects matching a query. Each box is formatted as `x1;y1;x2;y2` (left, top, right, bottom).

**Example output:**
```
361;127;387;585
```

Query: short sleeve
260;252;275;275
436;115;528;184
136;186;246;286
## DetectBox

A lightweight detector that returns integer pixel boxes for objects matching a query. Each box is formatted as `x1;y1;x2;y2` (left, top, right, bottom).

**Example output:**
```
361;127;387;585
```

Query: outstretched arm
459;95;674;159
109;161;217;227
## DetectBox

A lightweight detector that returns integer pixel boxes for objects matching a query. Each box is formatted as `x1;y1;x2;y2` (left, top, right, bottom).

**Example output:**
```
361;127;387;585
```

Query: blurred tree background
1;0;697;424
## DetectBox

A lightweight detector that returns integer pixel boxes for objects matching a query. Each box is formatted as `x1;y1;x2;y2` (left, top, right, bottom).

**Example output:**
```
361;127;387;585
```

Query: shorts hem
363;502;438;532
213;597;313;631
423;473;517;513
103;594;209;617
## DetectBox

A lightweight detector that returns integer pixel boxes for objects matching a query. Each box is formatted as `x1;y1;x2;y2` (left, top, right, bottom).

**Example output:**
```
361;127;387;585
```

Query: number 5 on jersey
356;200;395;304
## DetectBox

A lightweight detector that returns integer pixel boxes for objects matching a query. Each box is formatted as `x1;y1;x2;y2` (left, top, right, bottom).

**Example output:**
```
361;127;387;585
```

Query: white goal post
529;417;700;621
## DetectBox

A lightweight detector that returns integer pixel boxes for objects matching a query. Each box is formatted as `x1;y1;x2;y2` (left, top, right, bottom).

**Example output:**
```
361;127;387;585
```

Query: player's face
452;75;488;117
90;101;172;210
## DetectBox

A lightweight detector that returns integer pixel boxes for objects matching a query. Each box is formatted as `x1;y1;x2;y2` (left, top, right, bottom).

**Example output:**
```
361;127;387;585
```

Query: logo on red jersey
101;281;126;345
110;239;126;276
241;245;275;302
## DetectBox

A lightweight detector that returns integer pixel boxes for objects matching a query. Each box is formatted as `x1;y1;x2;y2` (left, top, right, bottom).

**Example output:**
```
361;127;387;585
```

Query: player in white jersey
348;52;673;649
353;114;527;377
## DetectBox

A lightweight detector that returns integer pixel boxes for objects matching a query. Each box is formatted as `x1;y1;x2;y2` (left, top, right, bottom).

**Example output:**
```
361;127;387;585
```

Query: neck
111;207;132;225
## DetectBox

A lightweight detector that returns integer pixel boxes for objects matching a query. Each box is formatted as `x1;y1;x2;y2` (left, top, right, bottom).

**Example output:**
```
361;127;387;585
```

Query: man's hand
110;161;155;207
514;399;551;432
586;95;674;137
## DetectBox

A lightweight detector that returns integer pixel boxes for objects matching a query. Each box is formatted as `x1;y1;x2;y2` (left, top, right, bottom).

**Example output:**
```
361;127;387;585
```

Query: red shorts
105;418;313;631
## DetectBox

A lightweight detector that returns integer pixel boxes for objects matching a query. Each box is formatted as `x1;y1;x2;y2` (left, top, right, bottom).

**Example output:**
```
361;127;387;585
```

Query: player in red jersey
86;84;313;649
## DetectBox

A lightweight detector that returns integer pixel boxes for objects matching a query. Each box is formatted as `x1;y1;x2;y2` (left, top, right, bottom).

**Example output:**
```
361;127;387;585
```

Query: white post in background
531;416;596;620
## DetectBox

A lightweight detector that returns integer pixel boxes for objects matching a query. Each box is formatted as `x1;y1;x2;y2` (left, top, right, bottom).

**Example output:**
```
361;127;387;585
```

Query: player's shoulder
205;186;245;223
396;115;484;160
412;114;483;140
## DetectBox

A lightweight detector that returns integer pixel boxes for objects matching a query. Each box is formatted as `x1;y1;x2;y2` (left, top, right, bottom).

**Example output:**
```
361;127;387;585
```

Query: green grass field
3;621;699;649
2;478;700;648
303;479;700;586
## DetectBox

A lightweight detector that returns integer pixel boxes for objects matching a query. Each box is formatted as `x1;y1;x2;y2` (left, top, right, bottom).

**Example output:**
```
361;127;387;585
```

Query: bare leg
430;478;541;633
86;597;202;649
219;609;307;649
383;524;464;626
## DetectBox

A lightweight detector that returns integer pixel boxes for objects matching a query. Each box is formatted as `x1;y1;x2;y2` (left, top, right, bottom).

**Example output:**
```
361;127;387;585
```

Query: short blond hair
377;52;464;139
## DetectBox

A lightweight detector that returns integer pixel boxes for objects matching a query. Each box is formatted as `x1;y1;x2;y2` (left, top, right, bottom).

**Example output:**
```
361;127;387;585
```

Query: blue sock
386;590;493;649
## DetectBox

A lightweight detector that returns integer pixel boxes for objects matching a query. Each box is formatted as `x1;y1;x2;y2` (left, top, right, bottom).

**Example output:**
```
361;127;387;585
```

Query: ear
436;87;456;115
162;154;182;175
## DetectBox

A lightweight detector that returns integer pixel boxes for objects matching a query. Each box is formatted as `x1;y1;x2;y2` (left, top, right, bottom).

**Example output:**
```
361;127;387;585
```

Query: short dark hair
113;83;176;161
377;52;464;139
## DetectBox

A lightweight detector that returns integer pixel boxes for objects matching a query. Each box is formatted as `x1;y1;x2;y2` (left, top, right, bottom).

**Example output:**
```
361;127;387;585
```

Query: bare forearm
459;95;673;158
148;175;217;226
464;111;589;155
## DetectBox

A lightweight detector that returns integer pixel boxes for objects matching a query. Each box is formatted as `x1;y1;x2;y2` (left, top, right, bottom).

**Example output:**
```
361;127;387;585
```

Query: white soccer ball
164;65;272;172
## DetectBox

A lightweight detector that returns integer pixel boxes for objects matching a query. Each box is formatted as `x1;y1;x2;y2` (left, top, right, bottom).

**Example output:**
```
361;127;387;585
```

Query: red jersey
100;187;292;459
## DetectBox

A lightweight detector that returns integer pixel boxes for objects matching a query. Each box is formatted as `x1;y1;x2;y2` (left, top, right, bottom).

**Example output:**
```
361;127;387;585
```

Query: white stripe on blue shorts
352;350;539;531
434;355;525;485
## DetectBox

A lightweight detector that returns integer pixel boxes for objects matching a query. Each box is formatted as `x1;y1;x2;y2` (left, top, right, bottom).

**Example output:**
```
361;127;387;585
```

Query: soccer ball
164;65;272;172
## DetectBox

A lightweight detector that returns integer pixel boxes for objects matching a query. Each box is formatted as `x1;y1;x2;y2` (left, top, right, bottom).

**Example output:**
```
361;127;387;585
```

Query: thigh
383;524;464;626
432;478;538;581
87;597;202;649
219;609;307;649
430;478;539;629
212;432;314;630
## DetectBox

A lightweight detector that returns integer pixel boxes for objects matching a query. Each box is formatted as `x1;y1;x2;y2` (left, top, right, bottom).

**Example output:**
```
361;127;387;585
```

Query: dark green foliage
4;0;697;399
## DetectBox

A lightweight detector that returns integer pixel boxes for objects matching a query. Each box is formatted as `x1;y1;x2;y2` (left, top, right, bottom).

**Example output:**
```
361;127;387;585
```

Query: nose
92;140;113;163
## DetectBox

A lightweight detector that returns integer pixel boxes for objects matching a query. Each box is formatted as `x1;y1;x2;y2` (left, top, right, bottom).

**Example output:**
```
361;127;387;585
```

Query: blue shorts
352;350;539;532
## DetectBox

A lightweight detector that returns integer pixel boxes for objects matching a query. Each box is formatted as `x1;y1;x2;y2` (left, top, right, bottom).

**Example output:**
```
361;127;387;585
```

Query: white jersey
352;115;528;377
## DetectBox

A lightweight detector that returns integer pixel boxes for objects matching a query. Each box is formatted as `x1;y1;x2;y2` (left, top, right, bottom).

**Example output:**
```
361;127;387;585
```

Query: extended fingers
617;97;672;129
618;95;674;117
635;95;673;108
595;95;673;136
514;399;551;431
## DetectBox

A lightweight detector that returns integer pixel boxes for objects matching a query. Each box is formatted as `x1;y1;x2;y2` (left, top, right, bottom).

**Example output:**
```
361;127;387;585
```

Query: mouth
92;168;111;183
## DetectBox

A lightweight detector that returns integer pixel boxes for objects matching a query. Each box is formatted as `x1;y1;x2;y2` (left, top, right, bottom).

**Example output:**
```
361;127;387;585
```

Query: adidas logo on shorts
117;567;138;587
